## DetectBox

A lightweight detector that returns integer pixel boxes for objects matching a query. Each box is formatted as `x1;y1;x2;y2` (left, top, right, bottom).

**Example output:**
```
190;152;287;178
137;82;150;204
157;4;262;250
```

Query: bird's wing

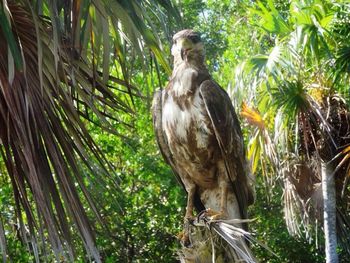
199;80;254;219
152;89;183;187
152;89;205;212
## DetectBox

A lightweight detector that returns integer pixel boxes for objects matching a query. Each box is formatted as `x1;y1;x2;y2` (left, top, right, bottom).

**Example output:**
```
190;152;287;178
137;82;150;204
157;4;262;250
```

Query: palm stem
321;161;339;263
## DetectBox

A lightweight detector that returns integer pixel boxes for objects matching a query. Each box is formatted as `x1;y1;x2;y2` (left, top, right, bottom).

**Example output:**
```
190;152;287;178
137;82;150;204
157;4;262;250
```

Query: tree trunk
177;189;256;262
321;161;338;263
178;220;256;263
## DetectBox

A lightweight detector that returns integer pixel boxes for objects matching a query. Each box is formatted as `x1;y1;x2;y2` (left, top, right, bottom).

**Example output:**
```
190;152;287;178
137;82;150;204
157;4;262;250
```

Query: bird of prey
152;29;254;244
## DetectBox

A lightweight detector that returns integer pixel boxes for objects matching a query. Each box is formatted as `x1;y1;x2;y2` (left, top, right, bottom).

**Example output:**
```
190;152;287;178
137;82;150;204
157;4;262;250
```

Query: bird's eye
190;35;200;44
173;39;177;45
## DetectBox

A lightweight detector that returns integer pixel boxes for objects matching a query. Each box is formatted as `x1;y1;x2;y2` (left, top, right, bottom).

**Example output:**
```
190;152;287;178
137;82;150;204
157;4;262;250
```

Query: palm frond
0;0;179;260
249;0;291;37
281;158;322;240
280;93;350;253
290;1;333;61
331;46;350;87
0;3;23;72
241;102;265;130
241;102;278;184
179;215;262;263
237;0;350;258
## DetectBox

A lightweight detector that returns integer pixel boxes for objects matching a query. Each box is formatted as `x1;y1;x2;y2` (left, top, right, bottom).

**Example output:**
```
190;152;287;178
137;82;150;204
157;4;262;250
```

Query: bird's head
171;29;204;65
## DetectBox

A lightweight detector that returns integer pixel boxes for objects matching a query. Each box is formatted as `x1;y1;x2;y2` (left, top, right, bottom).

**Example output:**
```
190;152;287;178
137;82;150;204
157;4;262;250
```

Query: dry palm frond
241;102;278;190
332;145;350;197
241;102;265;130
0;3;105;260
281;158;322;240
296;94;350;199
282;147;350;253
0;0;178;261
178;214;276;263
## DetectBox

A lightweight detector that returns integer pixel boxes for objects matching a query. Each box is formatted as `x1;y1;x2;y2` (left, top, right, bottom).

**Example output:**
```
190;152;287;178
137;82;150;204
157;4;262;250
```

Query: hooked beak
178;38;193;60
181;49;186;60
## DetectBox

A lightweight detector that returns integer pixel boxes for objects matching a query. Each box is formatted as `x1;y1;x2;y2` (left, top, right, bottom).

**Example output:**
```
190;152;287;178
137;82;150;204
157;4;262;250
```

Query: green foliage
179;0;244;71
85;101;185;261
250;178;325;263
237;0;350;260
115;105;185;261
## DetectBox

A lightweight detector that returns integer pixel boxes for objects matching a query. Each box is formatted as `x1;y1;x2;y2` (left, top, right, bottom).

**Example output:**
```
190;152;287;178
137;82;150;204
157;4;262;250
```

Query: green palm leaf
250;0;291;37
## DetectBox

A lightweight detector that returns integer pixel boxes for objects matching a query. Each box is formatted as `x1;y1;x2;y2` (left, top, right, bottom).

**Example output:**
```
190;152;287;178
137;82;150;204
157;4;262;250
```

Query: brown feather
200;80;254;220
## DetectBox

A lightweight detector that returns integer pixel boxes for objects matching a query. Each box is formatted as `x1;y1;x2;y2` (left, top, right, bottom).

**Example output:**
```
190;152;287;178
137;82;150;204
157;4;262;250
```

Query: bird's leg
177;175;196;246
206;163;230;220
206;179;229;220
184;183;196;221
218;179;229;218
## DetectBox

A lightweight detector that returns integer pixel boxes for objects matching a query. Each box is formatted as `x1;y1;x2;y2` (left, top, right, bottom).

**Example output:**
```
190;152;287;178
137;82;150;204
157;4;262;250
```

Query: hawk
152;29;254;244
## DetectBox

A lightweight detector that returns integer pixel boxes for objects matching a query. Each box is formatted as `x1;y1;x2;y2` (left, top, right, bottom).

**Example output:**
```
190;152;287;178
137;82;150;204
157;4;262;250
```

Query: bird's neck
172;55;207;78
169;61;210;97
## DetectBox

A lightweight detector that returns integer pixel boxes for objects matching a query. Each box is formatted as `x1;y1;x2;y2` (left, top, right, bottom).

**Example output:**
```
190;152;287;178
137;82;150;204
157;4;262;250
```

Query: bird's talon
178;231;191;247
177;230;185;240
205;208;228;220
183;234;191;247
184;216;195;225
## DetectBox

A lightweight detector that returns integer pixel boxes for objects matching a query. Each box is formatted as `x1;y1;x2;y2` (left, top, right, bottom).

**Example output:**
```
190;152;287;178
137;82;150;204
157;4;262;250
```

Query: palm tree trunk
321;161;338;263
